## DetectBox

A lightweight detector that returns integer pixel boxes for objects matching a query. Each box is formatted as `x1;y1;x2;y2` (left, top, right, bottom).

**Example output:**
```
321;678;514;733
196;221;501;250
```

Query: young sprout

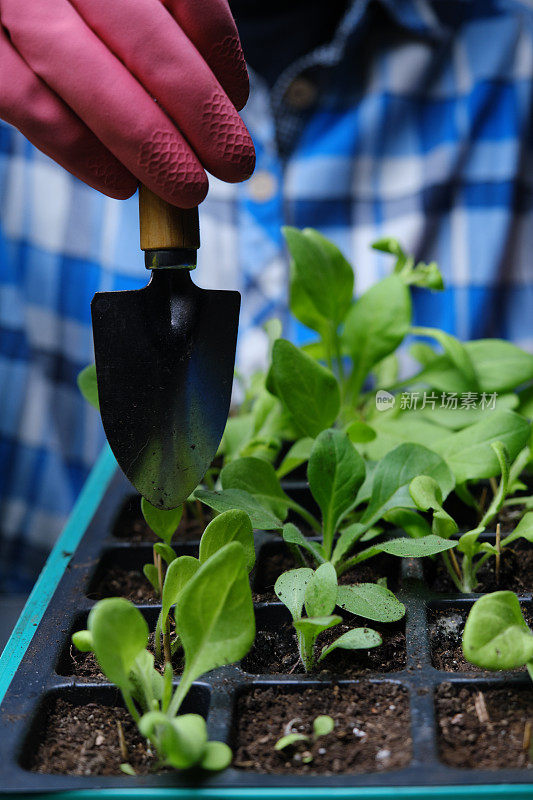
410;443;533;593
274;563;383;672
73;541;255;773
275;715;335;764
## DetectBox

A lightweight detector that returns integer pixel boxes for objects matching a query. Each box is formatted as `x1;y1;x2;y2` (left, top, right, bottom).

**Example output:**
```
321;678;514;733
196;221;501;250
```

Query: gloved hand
0;0;255;207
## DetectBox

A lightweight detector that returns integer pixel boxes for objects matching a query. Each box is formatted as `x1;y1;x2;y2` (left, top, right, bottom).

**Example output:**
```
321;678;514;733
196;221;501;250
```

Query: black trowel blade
91;269;240;509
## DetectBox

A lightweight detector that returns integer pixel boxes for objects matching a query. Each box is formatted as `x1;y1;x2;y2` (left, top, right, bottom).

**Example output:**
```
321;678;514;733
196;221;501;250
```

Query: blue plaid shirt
2;0;533;589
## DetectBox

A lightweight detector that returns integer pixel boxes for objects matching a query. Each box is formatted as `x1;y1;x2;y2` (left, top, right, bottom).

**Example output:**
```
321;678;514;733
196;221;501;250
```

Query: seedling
155;509;254;664
274;563;383;672
141;497;183;597
463;591;533;680
410;443;533;592
275;715;335;763
197;429;458;582
73;540;255;772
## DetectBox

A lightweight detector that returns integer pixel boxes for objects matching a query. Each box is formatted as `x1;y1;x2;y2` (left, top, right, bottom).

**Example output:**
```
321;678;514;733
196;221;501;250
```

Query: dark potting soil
63;631;184;680
253;548;399;603
424;544;533;594
233;683;411;773
113;496;210;543
241;620;406;675
89;565;158;604
29;698;161;776
429;607;529;673
436;683;533;769
496;502;528;533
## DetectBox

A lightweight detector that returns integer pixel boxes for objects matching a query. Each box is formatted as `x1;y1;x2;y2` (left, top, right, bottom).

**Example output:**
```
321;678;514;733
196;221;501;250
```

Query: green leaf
478;441;510;528
200;741;233;771
72;630;93;652
408;475;459;539
384;508;431;538
375;534;457;558
360;443;454;528
275;567;314;620
318;627;382;662
120;763;136;776
284;226;354;333
153;543;178;566
139;712;207;770
402;261;444;290
345;420;376;443
282;523;326;565
294;615;342;638
432;411;530;484
313;715;335;737
173;542;255;709
221;457;290;520
418;393;518;431
143;563;160;593
218;414;254;462
275;733;309;751
362;413;448;462
308;429;366;557
343;275;411;397
304;563;338;617
194;488;283;530
336;584;405;622
199;510;255;572
141;498;183;546
269;339;340;437
409;474;443;509
276;437;314;479
501;511;533;547
463;591;533;671
465;340;533;393
162;555;200;624
411;327;479;390
77;363;100;410
87;598;148;690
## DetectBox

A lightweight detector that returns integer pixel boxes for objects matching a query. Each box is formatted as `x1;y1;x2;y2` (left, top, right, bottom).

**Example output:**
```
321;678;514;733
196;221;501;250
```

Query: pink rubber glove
0;0;255;207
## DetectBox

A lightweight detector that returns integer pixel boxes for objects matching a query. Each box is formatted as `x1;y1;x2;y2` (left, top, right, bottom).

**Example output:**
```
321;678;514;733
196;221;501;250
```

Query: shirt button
248;170;278;203
284;77;318;110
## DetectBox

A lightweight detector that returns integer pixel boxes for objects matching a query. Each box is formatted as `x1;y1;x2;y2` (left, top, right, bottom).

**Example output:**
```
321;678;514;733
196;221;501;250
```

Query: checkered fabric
2;0;533;588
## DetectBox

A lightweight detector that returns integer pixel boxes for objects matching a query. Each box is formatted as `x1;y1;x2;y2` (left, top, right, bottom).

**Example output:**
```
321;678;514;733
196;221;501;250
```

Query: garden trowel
91;186;240;508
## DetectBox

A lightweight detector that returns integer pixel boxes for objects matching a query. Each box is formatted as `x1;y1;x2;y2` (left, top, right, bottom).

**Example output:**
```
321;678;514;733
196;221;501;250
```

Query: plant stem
122;690;141;724
154;547;163;598
167;669;193;718
441;551;463;592
448;549;463;585
333;329;345;388
460;554;477;593
155;610;163;662
163;618;172;666
495;523;501;585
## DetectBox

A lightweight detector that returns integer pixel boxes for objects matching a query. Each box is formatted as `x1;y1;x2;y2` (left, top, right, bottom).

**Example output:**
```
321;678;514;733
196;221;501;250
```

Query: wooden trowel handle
139;185;200;251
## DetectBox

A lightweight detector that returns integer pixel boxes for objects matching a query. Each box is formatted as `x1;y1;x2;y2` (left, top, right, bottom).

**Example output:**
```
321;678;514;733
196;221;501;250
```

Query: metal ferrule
144;248;197;270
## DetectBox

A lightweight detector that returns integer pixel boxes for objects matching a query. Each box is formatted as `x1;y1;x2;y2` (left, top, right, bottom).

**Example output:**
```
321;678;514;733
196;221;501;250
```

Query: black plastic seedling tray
0;447;532;798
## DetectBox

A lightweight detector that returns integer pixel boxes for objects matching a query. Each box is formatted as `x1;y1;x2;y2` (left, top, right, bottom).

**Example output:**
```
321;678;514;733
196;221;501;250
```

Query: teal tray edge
0;444;117;701
2;785;533;800
0;448;532;798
